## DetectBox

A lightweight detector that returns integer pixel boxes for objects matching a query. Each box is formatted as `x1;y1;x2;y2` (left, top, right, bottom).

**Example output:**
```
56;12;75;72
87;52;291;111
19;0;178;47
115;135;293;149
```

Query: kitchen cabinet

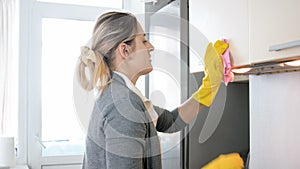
249;0;300;63
189;0;249;68
250;71;300;168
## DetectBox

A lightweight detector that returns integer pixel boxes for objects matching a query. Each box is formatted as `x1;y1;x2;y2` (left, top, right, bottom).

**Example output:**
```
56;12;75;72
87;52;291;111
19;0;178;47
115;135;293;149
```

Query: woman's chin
140;66;153;75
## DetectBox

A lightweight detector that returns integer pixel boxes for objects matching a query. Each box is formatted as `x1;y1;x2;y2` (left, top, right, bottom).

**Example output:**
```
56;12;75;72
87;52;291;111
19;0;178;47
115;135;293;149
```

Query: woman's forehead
137;22;145;34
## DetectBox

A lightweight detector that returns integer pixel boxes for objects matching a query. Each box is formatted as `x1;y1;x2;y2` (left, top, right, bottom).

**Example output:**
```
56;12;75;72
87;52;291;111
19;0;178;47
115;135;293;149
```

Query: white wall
250;71;300;168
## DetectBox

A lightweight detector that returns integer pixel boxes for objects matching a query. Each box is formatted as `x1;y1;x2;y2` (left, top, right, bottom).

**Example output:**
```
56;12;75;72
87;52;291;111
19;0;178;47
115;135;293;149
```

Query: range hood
232;56;300;76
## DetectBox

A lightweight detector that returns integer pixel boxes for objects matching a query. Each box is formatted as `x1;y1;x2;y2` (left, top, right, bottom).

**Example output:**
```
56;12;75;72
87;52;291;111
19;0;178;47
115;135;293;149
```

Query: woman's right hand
192;42;225;107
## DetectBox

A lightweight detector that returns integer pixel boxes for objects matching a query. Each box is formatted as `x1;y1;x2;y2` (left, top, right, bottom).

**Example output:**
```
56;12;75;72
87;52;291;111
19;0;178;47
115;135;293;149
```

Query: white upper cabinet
189;0;249;68
249;0;300;63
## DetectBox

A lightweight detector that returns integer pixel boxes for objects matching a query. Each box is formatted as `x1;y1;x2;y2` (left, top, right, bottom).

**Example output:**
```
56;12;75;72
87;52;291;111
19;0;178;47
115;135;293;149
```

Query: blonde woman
78;11;225;169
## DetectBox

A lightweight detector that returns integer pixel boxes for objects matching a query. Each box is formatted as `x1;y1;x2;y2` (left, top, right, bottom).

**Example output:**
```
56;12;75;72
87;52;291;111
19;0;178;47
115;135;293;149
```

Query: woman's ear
117;42;130;59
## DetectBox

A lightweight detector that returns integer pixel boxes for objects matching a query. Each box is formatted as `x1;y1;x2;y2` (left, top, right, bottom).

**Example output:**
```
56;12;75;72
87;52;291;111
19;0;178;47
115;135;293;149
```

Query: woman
77;11;224;169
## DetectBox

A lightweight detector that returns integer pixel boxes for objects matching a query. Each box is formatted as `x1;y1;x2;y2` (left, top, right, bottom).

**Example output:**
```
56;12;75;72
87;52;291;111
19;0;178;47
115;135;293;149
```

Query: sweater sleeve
103;99;147;169
154;106;187;133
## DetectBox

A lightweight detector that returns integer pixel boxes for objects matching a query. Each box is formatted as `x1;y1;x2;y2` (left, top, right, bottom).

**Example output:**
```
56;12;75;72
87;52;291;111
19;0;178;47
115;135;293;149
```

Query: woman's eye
143;40;148;43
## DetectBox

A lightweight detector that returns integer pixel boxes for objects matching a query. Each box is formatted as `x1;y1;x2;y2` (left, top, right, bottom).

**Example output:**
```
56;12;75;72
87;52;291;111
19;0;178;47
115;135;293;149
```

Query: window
37;0;123;8
41;18;94;156
20;0;112;167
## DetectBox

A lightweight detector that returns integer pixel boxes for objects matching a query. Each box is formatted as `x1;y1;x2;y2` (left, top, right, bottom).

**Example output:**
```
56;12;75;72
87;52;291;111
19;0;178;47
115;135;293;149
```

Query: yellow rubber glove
214;40;229;55
192;43;224;107
202;153;244;169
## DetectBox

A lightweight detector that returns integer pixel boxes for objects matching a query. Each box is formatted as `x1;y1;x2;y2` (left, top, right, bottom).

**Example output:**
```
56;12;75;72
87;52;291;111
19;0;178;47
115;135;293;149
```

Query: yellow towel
202;153;244;169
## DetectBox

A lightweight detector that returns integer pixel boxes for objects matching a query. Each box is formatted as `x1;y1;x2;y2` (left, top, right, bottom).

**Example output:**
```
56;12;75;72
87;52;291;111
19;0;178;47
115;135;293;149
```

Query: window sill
11;165;29;169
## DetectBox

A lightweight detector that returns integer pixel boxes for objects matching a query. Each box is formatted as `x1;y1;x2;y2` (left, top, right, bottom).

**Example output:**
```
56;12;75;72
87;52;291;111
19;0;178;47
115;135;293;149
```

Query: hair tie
80;46;97;65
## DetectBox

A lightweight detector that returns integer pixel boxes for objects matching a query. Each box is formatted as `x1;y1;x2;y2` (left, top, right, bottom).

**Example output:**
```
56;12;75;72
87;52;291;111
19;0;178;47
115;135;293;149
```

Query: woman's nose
147;42;154;52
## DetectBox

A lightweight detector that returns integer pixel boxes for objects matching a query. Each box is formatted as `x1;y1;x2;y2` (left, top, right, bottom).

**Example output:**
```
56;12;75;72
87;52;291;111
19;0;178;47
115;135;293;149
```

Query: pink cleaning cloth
221;39;234;85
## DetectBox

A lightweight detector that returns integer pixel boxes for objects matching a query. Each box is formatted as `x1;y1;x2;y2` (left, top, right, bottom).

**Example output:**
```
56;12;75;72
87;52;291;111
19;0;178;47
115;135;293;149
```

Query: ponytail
77;46;111;91
93;50;112;91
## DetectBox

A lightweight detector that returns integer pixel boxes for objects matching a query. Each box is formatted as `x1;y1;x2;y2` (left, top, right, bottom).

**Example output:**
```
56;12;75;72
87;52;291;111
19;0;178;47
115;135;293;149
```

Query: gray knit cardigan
82;73;187;169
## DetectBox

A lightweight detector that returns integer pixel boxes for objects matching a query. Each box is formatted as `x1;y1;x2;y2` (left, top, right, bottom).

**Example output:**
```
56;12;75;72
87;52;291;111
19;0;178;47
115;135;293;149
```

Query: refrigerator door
145;0;189;168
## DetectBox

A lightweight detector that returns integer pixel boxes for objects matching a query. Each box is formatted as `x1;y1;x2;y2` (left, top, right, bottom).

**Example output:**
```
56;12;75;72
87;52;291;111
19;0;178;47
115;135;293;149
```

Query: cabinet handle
269;40;300;51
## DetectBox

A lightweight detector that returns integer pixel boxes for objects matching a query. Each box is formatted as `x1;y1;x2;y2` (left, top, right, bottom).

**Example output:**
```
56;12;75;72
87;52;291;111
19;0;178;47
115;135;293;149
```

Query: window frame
23;2;106;168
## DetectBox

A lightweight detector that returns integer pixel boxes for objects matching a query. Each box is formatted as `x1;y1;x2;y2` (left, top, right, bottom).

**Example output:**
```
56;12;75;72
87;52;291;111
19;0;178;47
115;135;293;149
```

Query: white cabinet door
249;0;300;63
189;0;249;67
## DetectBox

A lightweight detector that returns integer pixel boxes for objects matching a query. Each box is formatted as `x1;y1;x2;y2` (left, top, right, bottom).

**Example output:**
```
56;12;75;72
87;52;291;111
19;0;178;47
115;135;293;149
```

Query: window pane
41;18;94;156
37;0;123;9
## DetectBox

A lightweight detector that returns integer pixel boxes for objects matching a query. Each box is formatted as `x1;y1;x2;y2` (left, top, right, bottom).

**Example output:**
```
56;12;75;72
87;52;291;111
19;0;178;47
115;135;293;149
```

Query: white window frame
19;0;146;168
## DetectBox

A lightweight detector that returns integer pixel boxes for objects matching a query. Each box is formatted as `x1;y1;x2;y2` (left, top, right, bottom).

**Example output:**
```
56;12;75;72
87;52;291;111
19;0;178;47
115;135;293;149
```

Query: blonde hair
77;12;138;91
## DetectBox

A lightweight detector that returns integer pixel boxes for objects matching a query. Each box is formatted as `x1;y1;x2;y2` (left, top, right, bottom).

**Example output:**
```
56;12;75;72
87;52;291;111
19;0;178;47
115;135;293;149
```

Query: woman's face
126;23;154;77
